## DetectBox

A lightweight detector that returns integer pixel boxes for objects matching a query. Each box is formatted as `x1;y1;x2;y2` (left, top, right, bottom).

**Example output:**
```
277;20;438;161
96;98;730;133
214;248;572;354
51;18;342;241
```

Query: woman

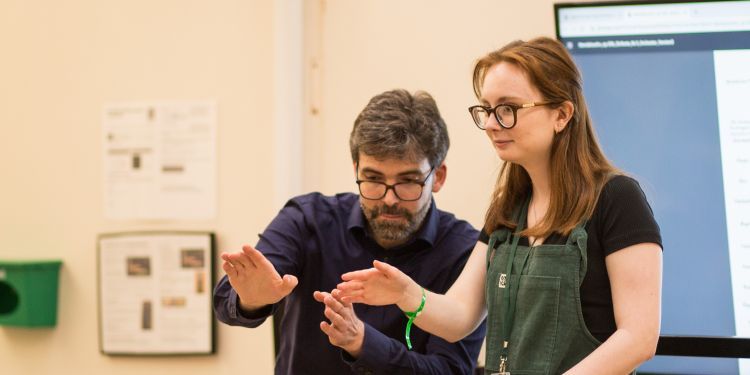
335;37;662;374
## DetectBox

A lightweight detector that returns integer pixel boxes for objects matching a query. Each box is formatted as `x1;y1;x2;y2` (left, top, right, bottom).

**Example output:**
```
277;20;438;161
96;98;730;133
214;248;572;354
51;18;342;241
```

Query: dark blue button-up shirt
213;192;486;375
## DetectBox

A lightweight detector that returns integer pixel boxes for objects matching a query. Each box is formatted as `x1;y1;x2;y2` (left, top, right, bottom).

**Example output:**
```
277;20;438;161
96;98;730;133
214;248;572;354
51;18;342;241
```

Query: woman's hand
337;260;423;311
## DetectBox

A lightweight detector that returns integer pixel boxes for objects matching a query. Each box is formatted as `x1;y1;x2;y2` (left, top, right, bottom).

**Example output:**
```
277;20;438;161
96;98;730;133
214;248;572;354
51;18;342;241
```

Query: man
213;89;486;374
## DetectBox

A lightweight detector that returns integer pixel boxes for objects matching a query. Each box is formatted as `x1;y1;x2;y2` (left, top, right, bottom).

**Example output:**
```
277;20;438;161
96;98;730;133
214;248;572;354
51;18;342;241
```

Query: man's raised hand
221;245;298;312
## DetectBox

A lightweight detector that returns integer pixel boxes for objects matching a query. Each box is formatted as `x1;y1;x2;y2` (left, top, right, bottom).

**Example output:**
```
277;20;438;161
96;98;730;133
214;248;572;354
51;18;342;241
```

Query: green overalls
484;198;601;374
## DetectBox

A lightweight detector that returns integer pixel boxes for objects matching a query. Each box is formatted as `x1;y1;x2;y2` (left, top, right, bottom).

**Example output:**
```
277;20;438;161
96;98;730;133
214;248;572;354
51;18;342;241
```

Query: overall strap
499;194;531;362
566;219;589;286
485;202;521;266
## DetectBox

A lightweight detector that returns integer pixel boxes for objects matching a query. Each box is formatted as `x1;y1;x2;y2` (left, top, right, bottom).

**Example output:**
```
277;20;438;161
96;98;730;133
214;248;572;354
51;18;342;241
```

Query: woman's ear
555;101;575;133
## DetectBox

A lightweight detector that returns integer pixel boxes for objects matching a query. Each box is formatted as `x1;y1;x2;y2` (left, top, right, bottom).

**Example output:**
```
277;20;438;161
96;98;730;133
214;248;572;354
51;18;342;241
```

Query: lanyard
497;197;532;374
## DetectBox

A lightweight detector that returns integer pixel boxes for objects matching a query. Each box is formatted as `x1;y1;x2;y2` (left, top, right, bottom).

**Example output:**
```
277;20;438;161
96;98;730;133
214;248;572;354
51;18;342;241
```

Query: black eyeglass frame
468;101;558;130
355;164;435;202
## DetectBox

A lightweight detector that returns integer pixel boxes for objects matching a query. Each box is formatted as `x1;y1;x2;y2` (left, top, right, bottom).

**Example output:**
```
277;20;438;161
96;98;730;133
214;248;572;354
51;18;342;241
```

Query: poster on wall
97;232;215;355
102;101;217;220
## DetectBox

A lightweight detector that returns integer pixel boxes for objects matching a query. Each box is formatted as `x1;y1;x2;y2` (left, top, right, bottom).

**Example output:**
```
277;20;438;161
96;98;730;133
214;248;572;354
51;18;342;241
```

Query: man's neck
376;237;407;250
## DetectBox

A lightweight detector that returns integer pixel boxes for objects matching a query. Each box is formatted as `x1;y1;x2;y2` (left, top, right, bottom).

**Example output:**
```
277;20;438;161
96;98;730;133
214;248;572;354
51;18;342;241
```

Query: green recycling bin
0;260;62;328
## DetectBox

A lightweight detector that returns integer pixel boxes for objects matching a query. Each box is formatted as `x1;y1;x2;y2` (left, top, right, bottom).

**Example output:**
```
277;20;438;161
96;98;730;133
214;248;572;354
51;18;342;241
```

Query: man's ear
431;163;447;193
353;161;358;178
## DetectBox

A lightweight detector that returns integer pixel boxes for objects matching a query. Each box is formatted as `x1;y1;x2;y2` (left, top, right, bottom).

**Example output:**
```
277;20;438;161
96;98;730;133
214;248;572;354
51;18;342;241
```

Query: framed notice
97;231;215;355
102;101;217;220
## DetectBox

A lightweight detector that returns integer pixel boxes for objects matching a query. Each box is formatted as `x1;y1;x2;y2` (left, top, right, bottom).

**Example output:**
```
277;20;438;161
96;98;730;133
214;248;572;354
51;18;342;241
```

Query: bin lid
0;260;62;270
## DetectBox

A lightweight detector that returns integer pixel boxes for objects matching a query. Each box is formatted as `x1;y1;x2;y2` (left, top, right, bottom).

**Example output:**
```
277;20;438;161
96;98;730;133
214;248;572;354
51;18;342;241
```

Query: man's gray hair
349;89;449;167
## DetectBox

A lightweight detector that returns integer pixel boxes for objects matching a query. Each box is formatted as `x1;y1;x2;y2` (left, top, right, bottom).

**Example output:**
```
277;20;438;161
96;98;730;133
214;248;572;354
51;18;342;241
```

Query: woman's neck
523;162;551;204
523;161;551;246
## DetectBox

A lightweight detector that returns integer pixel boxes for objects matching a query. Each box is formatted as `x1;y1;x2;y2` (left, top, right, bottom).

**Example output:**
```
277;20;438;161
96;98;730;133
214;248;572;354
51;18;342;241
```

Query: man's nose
381;187;400;206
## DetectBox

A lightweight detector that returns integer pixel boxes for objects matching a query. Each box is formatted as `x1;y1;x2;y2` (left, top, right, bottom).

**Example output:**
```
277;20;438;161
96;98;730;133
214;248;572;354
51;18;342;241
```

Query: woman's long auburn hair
475;37;619;238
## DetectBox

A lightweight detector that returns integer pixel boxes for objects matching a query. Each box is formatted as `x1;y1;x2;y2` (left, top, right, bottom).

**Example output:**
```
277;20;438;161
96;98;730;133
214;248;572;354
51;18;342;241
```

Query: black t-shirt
479;175;662;342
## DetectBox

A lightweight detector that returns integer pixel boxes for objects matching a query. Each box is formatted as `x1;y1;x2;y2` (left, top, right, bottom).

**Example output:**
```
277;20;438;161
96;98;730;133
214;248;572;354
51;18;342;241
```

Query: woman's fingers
341;268;378;281
336;280;363;292
373;260;400;278
338;291;365;304
336;282;365;300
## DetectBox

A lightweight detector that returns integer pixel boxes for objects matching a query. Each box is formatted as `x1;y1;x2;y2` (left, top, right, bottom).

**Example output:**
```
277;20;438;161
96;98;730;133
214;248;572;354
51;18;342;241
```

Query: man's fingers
313;290;330;303
237;245;286;284
240;245;261;268
332;289;353;308
323;305;348;329
223;252;251;271
220;253;241;269
279;274;298;294
323;294;345;315
242;245;278;274
222;261;238;278
320;321;336;338
330;311;348;328
323;305;340;323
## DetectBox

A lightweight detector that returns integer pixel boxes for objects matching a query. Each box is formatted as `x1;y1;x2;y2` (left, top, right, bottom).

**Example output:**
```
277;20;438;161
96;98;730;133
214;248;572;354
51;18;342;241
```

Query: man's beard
362;200;431;246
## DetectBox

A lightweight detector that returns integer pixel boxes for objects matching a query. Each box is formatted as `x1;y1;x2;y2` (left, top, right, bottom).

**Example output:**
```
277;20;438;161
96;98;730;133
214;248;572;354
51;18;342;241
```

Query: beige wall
0;1;278;374
0;1;589;374
305;0;569;229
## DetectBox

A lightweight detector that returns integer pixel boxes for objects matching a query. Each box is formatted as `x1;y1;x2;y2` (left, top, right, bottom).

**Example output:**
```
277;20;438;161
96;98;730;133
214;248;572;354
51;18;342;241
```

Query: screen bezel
553;0;750;360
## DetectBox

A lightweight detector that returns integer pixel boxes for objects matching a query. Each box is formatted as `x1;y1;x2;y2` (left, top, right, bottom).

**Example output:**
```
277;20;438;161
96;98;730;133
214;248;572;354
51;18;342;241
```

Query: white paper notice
99;233;213;354
103;102;216;220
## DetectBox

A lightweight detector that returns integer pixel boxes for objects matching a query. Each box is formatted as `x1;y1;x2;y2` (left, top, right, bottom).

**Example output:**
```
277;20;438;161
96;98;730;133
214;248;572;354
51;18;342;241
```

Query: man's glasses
468;101;557;130
356;166;435;201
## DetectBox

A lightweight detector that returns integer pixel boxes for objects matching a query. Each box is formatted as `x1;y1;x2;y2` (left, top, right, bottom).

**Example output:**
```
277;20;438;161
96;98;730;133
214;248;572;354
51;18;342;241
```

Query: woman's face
480;62;560;168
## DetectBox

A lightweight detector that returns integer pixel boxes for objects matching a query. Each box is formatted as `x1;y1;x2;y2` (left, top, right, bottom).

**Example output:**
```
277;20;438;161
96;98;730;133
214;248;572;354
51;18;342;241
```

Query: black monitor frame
554;0;750;360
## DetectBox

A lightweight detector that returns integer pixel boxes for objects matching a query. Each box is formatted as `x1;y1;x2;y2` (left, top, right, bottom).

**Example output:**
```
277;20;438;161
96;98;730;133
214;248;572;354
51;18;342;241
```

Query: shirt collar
347;197;439;248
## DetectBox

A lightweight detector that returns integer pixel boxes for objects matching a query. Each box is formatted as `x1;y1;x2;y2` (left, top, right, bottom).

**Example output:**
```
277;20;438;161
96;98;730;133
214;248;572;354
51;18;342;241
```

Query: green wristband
404;286;426;350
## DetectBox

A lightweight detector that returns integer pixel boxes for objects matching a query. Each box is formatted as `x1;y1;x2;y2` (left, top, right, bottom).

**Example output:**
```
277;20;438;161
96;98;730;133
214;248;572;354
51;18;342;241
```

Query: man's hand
221;244;298;312
313;290;365;358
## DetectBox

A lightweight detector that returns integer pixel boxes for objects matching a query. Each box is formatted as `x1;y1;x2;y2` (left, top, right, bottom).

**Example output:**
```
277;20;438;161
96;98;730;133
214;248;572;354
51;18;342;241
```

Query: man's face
355;154;445;248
